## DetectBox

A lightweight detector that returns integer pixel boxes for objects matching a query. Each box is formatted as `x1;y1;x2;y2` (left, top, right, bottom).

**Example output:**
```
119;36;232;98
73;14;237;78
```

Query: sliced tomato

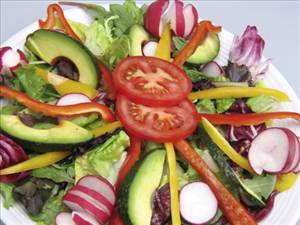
113;56;192;107
116;95;198;142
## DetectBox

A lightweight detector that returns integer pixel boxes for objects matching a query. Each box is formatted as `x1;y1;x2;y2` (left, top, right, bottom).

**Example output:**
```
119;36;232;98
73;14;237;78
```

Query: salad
0;1;300;225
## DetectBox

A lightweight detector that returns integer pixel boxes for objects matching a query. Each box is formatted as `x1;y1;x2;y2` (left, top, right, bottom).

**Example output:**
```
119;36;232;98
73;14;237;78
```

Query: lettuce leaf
110;0;147;37
75;130;130;182
216;98;235;113
196;99;216;114
246;95;276;113
32;163;75;184
243;175;276;200
84;20;113;57
14;66;59;102
0;183;14;209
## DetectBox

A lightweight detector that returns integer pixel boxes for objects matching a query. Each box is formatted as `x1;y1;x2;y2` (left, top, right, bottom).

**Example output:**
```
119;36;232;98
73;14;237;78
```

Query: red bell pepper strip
173;21;221;67
39;4;80;41
174;140;257;225
115;136;141;192
0;86;114;122
109;208;124;225
96;60;117;100
198;112;300;126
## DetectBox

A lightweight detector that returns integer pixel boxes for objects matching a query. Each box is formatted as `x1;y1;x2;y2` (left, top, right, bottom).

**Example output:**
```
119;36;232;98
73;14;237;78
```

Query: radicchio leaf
151;184;171;225
53;57;79;81
250;191;278;222
228;26;271;81
224;100;266;156
192;79;215;91
225;61;251;82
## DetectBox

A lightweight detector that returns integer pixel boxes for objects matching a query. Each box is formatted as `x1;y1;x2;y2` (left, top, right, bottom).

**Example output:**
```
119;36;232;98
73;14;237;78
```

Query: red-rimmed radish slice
180;182;218;225
142;41;158;57
63;193;107;224
182;4;198;37
56;212;75;225
144;0;169;37
72;211;101;225
68;189;111;216
77;175;115;205
0;47;27;76
56;93;91;106
280;128;300;173
248;128;290;175
200;61;224;78
166;0;185;37
293;137;300;173
74;185;113;213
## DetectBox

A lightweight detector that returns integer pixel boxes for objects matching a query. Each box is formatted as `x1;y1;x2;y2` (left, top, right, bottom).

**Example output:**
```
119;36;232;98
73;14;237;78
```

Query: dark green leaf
0;101;25;115
14;66;59;102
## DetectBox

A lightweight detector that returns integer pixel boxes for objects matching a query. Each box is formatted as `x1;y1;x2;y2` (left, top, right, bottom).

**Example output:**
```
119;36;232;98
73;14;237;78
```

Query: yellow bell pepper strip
164;143;181;225
188;87;289;101
155;24;171;61
39;4;80;41
35;68;98;99
174;140;257;225
0;151;71;175
275;172;297;192
92;121;123;138
201;117;253;173
0;86;114;122
173;21;221;67
198;112;300;126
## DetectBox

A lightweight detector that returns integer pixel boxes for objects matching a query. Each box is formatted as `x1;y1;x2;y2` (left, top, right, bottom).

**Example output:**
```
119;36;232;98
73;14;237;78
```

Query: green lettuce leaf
69;20;88;41
100;35;130;70
243;174;277;199
0;101;24;115
0;183;14;209
183;68;207;82
216;98;235;113
14;66;59;102
84;20;113;57
75;130;130;182
32;163;75;184
110;0;147;37
196;99;216;114
246;95;276;113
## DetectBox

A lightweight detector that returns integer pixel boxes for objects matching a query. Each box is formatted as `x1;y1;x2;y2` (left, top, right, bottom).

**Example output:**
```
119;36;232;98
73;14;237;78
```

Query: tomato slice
113;56;192;107
116;95;198;142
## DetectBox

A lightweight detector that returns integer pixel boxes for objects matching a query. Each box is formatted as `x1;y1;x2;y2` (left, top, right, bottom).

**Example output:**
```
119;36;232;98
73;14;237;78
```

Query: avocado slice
187;33;220;64
25;29;99;89
0;115;93;152
118;150;166;225
129;24;150;56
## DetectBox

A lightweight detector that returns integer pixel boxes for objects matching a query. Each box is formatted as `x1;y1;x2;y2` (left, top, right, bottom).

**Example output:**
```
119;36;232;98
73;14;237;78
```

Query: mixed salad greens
0;1;300;225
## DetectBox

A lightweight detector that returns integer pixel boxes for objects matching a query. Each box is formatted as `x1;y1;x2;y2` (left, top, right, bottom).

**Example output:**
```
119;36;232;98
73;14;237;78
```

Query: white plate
1;7;300;225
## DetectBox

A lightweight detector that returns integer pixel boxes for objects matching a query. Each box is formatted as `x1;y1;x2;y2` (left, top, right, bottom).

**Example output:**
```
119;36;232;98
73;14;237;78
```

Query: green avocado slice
25;29;99;89
0;115;93;152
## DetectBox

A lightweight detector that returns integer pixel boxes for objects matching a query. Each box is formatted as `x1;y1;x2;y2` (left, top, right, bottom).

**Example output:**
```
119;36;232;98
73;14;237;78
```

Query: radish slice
280;128;300;173
166;0;185;37
200;61;224;78
182;4;198;37
74;185;113;213
77;175;115;205
143;41;158;57
72;211;100;225
293;137;300;173
144;0;169;37
180;182;218;224
68;189;111;216
56;93;91;106
248;128;290;175
56;212;76;225
63;193;107;224
0;47;27;76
